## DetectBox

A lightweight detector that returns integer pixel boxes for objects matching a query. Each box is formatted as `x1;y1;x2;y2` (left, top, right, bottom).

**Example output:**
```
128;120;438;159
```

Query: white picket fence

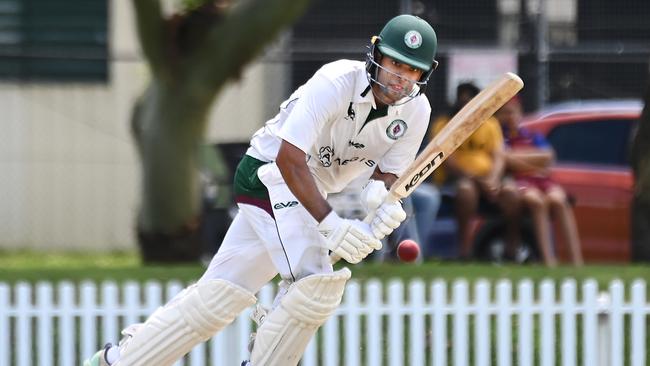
0;278;648;366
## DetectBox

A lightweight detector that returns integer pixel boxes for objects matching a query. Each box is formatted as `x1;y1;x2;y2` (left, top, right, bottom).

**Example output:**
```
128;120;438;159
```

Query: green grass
349;260;650;284
0;251;203;283
0;251;648;288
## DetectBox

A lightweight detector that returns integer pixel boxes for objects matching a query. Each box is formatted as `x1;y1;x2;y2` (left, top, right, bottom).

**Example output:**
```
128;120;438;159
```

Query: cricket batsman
85;14;438;366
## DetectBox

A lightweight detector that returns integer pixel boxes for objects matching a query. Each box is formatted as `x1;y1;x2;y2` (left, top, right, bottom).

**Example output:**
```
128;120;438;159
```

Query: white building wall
0;1;287;251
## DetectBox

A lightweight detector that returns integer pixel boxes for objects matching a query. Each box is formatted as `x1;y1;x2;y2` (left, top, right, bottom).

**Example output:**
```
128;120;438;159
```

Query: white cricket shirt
247;59;431;194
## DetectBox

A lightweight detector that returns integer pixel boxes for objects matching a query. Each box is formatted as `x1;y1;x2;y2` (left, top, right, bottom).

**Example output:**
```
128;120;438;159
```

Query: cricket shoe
240;304;269;366
83;323;143;366
247;304;269;352
83;344;112;366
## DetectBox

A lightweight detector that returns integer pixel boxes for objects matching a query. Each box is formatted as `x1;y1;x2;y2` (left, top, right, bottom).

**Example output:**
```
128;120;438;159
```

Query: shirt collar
352;67;413;115
353;68;376;107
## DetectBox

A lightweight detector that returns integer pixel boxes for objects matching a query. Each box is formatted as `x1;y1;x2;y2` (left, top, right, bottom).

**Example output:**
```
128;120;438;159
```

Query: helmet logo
404;31;422;49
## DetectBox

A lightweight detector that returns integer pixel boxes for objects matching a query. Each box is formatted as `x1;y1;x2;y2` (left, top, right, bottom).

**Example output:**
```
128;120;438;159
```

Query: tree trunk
132;80;212;262
631;83;650;262
130;0;311;263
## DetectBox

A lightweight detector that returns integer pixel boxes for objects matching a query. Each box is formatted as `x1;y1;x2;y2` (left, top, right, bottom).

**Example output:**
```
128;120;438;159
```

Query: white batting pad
115;279;256;366
250;268;351;366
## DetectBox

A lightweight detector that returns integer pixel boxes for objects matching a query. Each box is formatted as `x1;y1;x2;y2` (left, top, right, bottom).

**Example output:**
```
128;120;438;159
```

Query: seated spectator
430;82;520;260
496;96;583;266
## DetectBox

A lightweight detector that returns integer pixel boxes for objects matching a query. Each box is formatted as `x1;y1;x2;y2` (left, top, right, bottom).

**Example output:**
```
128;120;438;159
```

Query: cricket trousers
199;162;334;294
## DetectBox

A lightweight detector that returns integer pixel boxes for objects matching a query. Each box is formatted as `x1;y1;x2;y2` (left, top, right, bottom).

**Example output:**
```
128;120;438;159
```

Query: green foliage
181;0;212;12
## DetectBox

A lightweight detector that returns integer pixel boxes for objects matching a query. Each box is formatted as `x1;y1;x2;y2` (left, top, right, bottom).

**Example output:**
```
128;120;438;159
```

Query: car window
546;118;636;167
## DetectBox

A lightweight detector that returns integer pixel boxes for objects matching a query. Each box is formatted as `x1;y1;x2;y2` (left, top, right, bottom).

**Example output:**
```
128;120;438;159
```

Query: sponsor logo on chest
317;145;376;168
318;146;334;167
348;140;365;149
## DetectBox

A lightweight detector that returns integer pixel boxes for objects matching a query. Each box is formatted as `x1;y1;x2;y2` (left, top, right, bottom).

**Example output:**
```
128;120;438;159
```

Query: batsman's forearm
370;168;398;189
281;164;332;222
276;142;332;223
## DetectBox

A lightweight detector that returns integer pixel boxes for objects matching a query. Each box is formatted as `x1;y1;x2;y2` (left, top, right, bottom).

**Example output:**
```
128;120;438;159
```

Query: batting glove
370;201;407;239
359;179;388;212
359;179;407;239
318;211;382;264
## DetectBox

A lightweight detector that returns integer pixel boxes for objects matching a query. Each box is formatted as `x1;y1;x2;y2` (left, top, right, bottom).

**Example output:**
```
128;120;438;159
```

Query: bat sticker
404;151;444;191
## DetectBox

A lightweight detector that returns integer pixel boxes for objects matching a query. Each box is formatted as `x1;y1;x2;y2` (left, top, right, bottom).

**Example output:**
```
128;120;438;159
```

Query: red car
520;99;642;263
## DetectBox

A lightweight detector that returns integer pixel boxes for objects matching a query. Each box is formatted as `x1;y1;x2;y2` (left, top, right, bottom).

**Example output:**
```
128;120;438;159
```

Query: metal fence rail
0;278;648;366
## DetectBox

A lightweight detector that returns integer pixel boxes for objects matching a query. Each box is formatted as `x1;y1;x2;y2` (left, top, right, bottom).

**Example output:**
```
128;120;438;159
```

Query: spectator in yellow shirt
429;82;520;259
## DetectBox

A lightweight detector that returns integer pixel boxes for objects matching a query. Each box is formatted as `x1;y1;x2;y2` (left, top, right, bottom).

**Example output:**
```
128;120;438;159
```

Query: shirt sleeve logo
386;119;408;140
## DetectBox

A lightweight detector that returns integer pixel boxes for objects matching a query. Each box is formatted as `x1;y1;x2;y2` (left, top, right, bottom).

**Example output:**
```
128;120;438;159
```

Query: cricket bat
331;72;524;264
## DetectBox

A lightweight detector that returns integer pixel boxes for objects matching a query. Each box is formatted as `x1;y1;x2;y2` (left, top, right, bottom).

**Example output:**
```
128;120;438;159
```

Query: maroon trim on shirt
235;194;274;218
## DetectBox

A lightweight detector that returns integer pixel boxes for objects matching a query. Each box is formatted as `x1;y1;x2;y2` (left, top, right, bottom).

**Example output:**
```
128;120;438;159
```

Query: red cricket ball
397;239;420;263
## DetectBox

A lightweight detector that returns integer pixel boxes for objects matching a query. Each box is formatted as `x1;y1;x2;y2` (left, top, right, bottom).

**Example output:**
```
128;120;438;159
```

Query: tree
631;82;650;261
131;0;310;262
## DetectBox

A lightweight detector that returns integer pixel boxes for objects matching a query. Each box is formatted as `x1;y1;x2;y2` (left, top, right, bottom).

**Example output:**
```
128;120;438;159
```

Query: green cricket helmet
377;14;438;72
366;14;439;103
